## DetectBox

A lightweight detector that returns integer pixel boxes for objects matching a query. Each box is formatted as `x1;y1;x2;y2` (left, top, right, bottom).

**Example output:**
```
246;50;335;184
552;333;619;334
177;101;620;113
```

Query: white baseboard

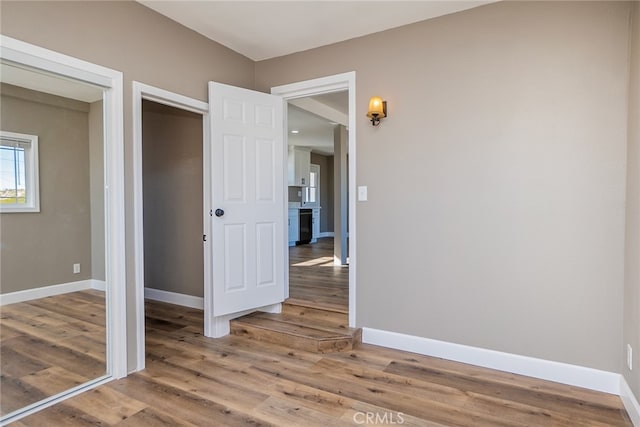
362;327;621;395
621;377;640;426
0;279;105;306
318;232;334;238
144;287;204;309
90;279;106;291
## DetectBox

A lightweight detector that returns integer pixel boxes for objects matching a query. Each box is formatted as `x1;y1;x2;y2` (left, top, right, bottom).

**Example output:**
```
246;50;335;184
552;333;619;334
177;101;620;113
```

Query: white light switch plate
358;186;368;201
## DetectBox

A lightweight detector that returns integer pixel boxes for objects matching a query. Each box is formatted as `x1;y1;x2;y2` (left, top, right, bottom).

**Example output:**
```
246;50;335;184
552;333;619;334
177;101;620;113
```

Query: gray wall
142;100;203;298
3;0;637;380
0;84;93;293
288;186;302;203
0;0;254;369
310;152;334;233
89;101;105;281
624;1;640;398
256;1;631;373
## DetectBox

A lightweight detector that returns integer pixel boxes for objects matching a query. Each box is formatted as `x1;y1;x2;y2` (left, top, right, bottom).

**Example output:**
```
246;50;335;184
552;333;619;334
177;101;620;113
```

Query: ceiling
138;1;495;61
137;1;495;155
1;62;103;103
288;90;349;155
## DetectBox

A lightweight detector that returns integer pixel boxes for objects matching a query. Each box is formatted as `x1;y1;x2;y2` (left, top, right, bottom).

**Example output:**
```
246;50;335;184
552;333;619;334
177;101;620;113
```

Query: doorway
286;101;349;313
132;83;209;371
272;72;357;327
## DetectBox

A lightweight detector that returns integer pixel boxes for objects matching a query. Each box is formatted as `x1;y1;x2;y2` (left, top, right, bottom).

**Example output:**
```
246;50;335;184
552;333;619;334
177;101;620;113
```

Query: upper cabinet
288;146;311;186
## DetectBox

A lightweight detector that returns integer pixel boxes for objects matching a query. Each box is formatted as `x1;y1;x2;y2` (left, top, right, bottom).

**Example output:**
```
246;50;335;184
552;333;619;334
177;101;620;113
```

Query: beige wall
257;1;631;373
2;0;636;378
142;100;203;298
0;84;93;293
623;1;640;397
310;152;334;232
0;0;254;369
89;101;105;282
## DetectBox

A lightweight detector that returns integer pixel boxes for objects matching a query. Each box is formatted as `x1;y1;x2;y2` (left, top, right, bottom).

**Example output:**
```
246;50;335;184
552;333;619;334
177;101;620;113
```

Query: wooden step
230;311;361;354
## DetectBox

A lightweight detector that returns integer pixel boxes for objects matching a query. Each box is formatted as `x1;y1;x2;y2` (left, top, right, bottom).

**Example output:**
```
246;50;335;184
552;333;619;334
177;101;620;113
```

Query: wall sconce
366;96;387;126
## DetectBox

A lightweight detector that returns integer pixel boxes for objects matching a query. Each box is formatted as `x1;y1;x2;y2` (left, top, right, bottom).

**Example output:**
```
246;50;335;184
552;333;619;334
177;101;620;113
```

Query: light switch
358;186;368;201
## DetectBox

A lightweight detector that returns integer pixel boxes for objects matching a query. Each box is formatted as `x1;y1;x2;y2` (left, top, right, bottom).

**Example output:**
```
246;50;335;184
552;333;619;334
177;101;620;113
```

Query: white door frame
271;71;357;327
0;35;126;423
132;82;209;371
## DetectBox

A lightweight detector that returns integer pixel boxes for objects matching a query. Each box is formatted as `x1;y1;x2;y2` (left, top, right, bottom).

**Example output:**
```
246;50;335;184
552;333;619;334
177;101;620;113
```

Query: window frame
304;163;320;208
0;130;40;213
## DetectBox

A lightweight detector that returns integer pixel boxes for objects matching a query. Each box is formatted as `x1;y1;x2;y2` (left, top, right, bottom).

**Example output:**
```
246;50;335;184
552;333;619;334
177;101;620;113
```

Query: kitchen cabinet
311;208;320;243
288;209;299;246
288;146;311;186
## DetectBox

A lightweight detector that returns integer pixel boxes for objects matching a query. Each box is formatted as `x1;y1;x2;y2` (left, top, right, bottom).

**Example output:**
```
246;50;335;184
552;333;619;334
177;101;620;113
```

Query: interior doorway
272;72;357;327
141;99;204;318
286;96;349;314
132;83;209;371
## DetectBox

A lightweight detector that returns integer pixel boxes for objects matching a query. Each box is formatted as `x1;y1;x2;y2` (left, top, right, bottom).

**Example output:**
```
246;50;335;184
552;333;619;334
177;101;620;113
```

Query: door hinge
203;234;207;242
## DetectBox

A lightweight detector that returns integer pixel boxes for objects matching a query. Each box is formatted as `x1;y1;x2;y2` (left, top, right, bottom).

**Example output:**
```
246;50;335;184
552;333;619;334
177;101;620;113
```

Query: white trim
621;377;640;426
0;36;127;396
0;279;105;306
362;327;621;395
317;231;335;238
271;71;357;328
132;81;209;372
144;287;204;310
89;279;106;292
211;302;282;338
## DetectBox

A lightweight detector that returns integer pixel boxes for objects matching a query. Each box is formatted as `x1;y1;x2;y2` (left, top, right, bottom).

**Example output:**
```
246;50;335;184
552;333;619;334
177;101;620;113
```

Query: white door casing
271;71;357;327
209;82;285;318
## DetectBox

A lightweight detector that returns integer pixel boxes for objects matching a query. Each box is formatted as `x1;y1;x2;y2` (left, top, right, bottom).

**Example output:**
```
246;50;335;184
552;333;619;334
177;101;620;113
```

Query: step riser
283;298;348;315
282;304;348;328
230;322;354;353
230;306;361;354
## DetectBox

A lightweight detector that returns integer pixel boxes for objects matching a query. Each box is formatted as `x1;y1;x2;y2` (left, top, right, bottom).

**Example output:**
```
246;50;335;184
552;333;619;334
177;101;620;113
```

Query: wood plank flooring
289;237;348;313
227;238;356;353
0;290;106;417
10;299;633;426
230;309;361;353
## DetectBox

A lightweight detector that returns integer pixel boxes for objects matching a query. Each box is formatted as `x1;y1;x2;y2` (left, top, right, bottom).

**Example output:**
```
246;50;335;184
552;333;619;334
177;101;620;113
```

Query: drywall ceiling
137;1;496;61
288;90;348;155
1;62;103;103
288;104;337;155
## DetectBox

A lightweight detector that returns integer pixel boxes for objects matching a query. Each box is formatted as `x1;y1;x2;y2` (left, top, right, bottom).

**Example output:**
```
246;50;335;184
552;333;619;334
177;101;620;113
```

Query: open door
208;82;285;323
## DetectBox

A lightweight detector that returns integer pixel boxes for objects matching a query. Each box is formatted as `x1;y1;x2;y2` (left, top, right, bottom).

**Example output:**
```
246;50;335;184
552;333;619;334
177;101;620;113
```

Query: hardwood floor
288;237;348;313
0;290;106;417
10;299;633;426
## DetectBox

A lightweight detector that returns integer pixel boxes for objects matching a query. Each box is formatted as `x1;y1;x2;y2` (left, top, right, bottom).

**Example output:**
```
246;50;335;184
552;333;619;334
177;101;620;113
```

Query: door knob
215;209;225;217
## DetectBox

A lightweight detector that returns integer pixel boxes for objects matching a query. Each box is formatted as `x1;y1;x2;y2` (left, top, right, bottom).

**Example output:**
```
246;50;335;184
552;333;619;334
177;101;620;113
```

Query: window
304;164;320;207
0;131;39;213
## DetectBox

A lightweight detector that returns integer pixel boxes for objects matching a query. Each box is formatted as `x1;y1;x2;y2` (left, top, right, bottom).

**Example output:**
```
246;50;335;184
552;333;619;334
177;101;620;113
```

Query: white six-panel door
209;82;285;317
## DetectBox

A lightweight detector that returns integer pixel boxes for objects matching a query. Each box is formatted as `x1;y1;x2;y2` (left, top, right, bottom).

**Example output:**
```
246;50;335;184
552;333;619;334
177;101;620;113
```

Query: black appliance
297;209;312;245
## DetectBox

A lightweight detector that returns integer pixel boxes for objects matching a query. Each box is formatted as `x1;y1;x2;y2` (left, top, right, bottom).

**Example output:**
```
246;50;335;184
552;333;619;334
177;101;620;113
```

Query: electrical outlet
627;344;633;371
73;263;81;274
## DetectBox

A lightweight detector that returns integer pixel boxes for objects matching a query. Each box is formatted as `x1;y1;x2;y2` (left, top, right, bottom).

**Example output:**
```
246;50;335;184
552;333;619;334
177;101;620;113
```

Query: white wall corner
362;327;621;395
621;377;640;426
144;287;204;309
